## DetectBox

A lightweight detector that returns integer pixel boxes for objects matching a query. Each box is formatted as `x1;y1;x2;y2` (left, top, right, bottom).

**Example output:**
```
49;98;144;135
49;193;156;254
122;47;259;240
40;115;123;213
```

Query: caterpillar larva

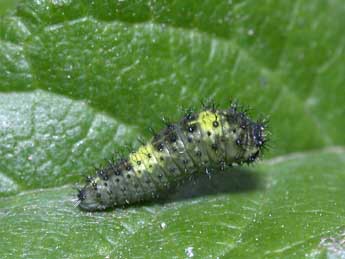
77;103;268;211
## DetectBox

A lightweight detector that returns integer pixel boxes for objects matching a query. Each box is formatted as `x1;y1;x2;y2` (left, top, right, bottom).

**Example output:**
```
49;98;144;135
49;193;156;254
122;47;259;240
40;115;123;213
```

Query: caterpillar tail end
77;185;106;211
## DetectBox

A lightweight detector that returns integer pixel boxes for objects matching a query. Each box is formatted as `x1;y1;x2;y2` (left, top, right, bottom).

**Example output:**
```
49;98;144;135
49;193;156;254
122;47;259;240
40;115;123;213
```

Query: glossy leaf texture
0;0;344;258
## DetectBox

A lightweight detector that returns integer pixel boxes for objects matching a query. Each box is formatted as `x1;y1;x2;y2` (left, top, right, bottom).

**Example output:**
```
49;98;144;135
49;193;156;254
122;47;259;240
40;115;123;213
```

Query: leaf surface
0;1;344;258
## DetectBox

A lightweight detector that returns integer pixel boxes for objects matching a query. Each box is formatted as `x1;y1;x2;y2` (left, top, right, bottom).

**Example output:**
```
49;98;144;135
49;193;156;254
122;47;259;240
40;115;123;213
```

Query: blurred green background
0;1;344;258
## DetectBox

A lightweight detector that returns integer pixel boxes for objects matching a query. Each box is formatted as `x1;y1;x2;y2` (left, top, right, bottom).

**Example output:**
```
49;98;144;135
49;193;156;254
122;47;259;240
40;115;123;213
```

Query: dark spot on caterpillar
248;150;260;162
169;134;177;143
253;124;265;147
185;113;196;121
77;103;269;211
165;122;174;129
220;161;226;171
109;161;117;170
158;125;178;144
98;170;108;181
154;142;164;152
77;189;86;201
86;176;93;183
187;124;197;133
236;139;241;145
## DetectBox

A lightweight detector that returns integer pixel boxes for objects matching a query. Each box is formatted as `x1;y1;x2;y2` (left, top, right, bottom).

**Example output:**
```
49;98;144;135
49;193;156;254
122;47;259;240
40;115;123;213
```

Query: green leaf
0;0;20;16
1;148;345;258
0;0;344;258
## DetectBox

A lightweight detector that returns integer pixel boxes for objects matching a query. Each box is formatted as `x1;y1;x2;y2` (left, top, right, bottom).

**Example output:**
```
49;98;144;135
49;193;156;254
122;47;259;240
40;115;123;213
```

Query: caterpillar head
226;106;268;163
244;121;267;162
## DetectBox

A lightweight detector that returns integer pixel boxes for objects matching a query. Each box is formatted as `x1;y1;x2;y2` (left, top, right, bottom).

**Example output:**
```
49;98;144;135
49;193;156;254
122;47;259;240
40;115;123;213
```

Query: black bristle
148;127;157;137
85;176;93;183
77;189;86;201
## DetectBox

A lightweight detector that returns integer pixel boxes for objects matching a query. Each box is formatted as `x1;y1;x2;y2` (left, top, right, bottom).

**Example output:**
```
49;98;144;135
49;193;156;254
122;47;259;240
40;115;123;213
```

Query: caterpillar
76;103;268;211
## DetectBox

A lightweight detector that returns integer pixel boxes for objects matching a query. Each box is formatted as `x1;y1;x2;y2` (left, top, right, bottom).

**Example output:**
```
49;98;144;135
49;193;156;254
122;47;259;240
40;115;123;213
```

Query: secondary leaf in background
0;91;138;193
